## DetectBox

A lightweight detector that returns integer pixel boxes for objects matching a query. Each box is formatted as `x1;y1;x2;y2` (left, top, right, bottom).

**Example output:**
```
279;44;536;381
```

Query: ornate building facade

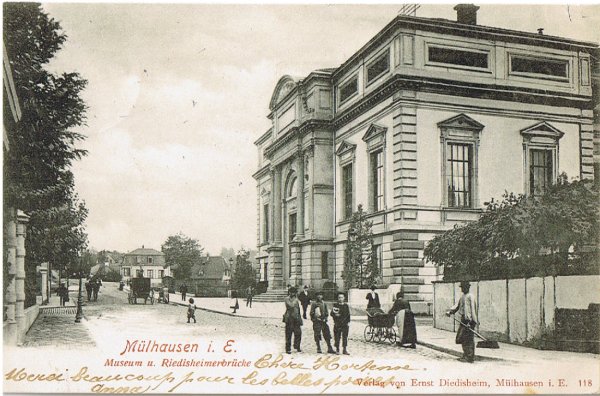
254;5;598;309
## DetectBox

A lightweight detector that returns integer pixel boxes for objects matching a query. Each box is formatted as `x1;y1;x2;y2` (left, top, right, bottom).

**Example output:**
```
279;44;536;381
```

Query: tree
3;3;89;306
230;248;256;292
424;178;599;281
341;204;378;289
161;233;204;280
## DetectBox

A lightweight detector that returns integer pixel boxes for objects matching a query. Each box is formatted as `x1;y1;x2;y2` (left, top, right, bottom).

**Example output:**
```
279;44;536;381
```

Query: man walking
310;291;335;354
446;281;478;363
298;285;311;319
331;292;351;355
85;278;93;301
283;287;303;354
246;285;253;308
180;284;188;301
92;279;101;301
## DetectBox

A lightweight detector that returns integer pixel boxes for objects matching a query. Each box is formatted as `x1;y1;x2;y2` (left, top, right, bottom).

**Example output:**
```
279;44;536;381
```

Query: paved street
12;281;599;395
31;282;453;361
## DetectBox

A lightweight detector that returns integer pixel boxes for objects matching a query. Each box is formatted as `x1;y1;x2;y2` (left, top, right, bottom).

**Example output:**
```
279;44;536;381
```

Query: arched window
287;176;297;198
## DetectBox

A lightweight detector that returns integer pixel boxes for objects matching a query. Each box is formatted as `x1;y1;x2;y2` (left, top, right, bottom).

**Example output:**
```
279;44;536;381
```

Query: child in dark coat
187;298;197;323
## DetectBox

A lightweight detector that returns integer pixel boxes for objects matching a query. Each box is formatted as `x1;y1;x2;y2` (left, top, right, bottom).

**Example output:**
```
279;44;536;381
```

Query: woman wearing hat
446;281;478;363
388;291;417;348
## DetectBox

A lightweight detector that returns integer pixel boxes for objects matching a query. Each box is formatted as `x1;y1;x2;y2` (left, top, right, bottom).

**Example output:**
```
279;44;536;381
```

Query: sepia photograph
3;2;600;394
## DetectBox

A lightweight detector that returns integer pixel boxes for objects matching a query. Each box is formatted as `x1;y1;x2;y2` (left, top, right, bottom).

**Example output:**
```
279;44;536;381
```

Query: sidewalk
166;293;599;365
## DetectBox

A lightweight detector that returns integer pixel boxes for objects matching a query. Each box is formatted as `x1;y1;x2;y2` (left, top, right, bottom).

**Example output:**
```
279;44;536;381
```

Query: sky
40;3;599;255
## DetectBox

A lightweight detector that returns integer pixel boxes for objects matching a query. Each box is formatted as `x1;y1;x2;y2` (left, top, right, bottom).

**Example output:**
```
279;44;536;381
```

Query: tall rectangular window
447;143;473;208
263;204;270;242
321;251;329;279
158;270;164;278
289;213;297;241
147;257;153;264
342;163;353;219
530;149;553;196
147;270;154;279
373;244;383;276
370;150;384;211
136;269;143;278
123;268;131;277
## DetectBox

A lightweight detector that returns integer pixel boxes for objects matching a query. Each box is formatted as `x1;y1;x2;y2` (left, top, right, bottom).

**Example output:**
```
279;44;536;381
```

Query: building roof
125;247;164;256
190;256;229;280
333;12;598;80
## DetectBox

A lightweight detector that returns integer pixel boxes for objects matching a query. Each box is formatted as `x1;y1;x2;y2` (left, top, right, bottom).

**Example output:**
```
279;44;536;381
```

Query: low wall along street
433;275;600;352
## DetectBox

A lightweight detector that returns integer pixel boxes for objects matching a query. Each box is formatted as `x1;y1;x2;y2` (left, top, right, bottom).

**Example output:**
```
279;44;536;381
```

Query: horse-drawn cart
128;277;154;304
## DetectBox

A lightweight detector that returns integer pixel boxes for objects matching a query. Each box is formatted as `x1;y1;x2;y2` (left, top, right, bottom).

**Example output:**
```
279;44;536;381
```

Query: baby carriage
364;308;397;344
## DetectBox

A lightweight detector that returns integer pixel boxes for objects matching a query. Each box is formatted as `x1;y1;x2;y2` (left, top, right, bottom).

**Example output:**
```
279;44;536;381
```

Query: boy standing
310;291;335;354
187;298;197;323
331;292;351;355
283;287;303;354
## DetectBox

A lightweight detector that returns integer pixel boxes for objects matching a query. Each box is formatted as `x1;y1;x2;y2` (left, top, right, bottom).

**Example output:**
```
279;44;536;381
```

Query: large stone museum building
253;5;598;308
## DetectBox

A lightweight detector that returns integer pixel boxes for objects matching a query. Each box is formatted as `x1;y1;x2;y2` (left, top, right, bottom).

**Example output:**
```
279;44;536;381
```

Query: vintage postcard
3;2;600;394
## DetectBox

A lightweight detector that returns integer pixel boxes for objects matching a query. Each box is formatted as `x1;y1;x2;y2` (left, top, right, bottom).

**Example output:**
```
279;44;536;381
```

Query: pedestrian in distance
57;283;68;306
246;285;253;308
331;292;351;355
310;291;335;354
446;281;478;363
283;286;303;354
366;285;381;309
92;279;101;301
180;284;188;301
162;285;169;303
187;298;197;323
388;291;417;348
85;278;93;301
298;285;311;320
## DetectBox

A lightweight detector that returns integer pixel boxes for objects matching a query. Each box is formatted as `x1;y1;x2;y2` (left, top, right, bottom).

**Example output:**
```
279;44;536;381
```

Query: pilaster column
272;167;282;243
15;210;29;345
39;263;48;305
296;152;305;238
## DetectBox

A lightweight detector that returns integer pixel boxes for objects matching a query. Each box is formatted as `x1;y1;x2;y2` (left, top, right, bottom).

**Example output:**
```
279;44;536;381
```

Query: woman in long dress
388;291;417;348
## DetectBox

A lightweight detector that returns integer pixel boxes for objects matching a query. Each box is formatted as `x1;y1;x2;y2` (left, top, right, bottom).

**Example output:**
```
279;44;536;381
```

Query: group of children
283;288;351;355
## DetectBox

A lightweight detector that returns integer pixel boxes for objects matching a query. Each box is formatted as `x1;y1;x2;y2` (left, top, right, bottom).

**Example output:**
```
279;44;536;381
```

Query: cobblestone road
23;282;455;362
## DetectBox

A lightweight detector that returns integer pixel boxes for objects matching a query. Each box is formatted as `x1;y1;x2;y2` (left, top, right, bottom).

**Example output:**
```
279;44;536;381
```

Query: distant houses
120;246;171;287
188;256;231;297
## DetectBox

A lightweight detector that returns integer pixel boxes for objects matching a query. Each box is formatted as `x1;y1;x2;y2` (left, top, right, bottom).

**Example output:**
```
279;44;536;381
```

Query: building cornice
333;74;594;129
254;128;272;146
252;163;271;180
264;119;333;160
263;127;300;159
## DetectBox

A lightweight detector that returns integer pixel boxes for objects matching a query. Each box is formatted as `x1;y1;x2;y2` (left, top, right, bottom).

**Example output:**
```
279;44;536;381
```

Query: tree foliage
342;204;378;289
230;248;256;292
161;233;204;280
3;3;89;306
424;177;599;280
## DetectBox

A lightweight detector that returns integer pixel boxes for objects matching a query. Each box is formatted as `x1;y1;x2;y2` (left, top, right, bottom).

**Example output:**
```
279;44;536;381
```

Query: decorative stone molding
520;121;565;145
335;140;356;166
362;123;387;152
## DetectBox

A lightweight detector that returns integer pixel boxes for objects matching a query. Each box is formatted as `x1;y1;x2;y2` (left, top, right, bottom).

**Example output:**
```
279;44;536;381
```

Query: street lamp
75;252;84;323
